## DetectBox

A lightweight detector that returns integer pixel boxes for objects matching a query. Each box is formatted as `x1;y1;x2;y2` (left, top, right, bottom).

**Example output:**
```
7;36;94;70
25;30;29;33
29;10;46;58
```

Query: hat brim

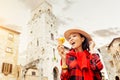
64;29;92;41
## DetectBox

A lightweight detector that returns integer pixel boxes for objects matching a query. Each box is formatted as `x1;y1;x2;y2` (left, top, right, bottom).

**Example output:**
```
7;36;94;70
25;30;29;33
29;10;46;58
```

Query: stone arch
53;66;59;80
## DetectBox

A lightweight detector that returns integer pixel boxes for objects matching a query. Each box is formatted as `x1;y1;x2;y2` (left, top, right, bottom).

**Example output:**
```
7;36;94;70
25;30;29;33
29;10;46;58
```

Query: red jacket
60;49;103;80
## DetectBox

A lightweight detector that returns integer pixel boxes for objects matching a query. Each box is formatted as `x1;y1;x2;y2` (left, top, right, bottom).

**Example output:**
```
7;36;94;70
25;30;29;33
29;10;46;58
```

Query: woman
57;28;103;80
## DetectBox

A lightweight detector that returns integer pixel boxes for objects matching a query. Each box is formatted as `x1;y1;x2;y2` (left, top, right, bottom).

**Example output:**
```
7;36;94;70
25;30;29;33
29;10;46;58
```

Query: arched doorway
53;67;59;80
115;76;119;80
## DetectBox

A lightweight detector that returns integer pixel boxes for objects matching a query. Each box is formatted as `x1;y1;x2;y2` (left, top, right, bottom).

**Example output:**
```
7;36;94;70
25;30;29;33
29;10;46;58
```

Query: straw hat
64;28;92;41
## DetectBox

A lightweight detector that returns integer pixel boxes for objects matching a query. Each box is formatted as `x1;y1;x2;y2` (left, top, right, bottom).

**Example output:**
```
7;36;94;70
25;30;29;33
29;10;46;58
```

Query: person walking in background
57;27;103;80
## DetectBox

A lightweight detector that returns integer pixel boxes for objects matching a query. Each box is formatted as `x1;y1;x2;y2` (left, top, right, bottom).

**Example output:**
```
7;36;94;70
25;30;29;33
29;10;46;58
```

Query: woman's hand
57;37;67;66
57;45;68;71
89;41;96;53
57;45;66;60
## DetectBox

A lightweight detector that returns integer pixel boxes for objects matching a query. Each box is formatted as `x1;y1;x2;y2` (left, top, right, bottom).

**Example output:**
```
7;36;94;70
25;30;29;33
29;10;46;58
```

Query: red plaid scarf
61;49;94;80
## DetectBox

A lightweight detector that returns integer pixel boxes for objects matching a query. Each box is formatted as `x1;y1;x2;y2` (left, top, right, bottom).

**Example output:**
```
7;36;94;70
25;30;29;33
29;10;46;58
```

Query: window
17;71;19;77
30;31;33;34
32;71;36;76
53;48;56;60
41;68;43;76
51;33;54;40
37;39;39;46
8;33;14;41
40;47;45;54
48;9;50;11
109;60;114;67
48;9;50;14
51;24;53;27
6;47;13;53
116;51;120;61
53;48;55;54
2;63;12;76
39;10;41;12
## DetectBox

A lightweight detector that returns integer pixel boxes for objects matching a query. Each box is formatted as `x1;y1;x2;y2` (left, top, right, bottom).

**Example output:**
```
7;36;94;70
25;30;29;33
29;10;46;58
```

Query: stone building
99;37;120;80
0;25;20;80
24;0;60;80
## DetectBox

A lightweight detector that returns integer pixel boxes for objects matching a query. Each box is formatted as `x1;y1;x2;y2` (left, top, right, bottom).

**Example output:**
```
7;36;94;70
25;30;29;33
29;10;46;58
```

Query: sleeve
60;70;69;80
90;53;103;71
60;59;70;80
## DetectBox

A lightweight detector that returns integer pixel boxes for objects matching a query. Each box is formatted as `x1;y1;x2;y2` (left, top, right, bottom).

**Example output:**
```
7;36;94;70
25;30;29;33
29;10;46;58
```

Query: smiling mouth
72;42;75;45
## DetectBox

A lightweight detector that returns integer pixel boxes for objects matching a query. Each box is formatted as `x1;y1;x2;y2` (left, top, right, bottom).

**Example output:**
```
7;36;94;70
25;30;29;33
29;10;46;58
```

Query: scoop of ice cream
58;37;65;45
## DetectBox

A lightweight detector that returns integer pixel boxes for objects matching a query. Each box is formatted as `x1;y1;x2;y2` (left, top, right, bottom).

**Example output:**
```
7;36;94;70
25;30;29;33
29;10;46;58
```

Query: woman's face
68;33;84;50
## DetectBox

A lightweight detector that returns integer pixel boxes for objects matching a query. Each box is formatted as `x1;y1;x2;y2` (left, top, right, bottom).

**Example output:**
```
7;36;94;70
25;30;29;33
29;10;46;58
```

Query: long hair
80;34;90;51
